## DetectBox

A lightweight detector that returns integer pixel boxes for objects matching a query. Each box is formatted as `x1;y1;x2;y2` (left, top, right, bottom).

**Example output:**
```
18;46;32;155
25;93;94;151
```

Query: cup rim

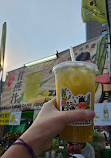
53;61;98;74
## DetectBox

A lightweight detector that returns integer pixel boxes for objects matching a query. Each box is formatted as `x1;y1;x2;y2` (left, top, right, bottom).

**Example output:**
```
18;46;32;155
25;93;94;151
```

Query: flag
0;22;7;70
82;0;108;24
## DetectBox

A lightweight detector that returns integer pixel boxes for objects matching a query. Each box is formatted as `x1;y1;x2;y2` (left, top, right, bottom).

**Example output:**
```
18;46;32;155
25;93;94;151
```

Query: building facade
86;0;111;102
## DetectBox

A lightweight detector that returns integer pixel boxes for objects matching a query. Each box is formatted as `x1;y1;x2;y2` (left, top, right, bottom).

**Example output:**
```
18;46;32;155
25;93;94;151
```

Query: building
86;0;111;102
86;0;111;41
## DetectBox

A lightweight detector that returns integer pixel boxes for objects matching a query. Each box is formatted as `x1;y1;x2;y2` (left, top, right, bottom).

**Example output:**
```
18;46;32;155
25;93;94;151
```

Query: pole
106;0;111;156
106;0;111;79
1;70;3;91
0;70;3;104
0;22;7;104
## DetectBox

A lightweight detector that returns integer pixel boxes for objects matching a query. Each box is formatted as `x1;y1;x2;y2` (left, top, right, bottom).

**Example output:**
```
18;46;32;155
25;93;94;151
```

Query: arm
2;98;95;158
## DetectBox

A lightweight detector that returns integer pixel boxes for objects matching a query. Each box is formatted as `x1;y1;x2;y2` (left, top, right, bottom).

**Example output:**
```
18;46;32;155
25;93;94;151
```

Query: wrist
14;138;37;158
2;141;31;158
20;127;42;157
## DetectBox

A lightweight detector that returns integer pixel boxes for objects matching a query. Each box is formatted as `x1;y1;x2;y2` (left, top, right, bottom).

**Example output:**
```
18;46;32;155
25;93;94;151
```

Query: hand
20;97;95;156
2;97;95;158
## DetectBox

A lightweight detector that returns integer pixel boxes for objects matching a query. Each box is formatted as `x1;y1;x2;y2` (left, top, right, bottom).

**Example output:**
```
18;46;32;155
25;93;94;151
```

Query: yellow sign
24;71;42;101
0;112;10;125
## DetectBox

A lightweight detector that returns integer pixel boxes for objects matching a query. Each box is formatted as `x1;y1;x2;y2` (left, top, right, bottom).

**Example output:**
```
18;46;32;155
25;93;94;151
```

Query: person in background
101;129;109;145
67;143;81;155
81;142;95;158
67;142;95;158
1;98;95;158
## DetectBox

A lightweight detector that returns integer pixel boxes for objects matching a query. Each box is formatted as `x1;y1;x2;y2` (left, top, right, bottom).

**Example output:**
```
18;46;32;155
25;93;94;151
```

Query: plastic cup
53;61;98;142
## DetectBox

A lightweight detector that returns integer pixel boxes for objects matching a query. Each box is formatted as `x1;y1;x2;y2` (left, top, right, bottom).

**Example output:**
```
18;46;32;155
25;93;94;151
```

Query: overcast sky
0;0;86;80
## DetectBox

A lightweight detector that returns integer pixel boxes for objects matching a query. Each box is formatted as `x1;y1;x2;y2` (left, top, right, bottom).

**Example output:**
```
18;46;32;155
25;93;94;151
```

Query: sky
0;0;86;81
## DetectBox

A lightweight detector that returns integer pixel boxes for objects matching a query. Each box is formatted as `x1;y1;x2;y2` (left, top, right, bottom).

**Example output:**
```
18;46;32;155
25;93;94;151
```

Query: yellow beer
53;61;98;142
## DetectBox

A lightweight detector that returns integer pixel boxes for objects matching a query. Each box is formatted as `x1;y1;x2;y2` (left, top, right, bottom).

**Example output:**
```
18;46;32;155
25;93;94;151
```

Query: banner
82;0;108;24
9;111;21;125
94;103;111;126
73;35;109;103
0;111;21;125
0;22;7;69
1;51;70;111
0;112;10;125
1;35;110;111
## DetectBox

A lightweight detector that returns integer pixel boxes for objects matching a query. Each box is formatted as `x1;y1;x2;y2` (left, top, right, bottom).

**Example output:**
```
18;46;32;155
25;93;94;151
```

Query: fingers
42;98;95;126
42;97;58;111
43;97;57;107
49;97;57;108
60;109;95;125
